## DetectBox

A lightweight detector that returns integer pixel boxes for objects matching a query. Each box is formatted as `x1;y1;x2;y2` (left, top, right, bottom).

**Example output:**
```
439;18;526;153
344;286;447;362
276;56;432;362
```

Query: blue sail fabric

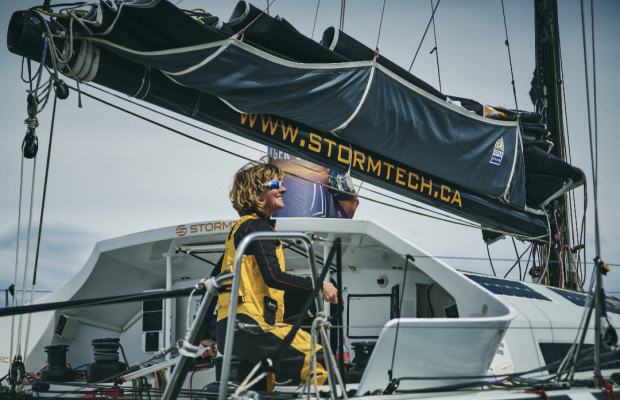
98;37;525;208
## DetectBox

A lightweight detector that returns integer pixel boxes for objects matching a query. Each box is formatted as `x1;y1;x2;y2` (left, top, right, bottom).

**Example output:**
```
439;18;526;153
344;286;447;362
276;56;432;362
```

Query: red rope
554;209;565;288
576;170;588;289
525;389;550;400
189;363;211;400
594;372;620;400
237;0;277;42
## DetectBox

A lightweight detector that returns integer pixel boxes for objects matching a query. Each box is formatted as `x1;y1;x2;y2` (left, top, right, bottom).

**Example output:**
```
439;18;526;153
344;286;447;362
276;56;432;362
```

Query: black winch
40;345;75;383
86;338;128;383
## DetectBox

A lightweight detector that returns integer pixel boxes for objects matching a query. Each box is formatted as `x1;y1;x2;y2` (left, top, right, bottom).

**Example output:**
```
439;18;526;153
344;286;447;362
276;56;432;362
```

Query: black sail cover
89;1;524;206
6;0;584;238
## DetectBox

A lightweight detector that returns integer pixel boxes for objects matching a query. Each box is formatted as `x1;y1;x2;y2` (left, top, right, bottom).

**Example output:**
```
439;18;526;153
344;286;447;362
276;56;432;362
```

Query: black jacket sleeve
235;218;313;292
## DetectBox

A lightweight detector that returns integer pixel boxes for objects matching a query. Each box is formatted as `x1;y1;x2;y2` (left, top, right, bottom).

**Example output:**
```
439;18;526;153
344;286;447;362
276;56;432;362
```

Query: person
201;156;340;389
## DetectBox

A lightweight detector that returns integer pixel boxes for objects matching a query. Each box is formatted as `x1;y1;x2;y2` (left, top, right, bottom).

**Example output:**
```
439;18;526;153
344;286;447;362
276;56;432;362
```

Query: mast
530;0;572;288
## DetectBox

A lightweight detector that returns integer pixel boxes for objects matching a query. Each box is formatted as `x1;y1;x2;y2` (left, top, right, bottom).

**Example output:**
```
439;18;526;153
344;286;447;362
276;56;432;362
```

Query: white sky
1;0;619;303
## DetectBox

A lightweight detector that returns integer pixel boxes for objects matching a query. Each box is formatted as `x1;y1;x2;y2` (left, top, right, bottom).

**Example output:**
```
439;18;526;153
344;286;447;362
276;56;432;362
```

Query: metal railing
162;231;332;400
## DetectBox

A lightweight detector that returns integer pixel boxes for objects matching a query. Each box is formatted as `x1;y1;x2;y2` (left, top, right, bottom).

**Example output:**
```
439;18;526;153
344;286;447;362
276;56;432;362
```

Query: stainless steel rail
161;272;234;400
218;231;327;400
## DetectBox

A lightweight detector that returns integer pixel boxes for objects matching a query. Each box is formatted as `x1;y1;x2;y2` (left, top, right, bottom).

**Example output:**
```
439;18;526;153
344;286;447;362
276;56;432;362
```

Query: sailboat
1;1;617;400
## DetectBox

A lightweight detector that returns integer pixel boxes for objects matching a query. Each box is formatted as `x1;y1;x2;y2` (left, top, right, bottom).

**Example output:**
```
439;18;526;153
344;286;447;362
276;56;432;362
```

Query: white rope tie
308;313;323;400
25;117;39;130
231;360;269;399
203;277;222;297
185;288;197;335
319;328;348;400
306;311;348;400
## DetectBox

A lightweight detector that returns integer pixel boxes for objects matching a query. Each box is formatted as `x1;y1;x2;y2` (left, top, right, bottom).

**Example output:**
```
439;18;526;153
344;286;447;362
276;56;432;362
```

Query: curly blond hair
230;156;283;216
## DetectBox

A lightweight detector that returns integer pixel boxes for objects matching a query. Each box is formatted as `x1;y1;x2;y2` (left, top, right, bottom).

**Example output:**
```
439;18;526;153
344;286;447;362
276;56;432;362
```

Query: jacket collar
252;208;276;228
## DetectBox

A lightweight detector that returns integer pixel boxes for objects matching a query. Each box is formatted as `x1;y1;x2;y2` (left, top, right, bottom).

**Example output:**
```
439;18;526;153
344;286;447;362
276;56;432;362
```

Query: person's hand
200;339;217;358
322;281;345;305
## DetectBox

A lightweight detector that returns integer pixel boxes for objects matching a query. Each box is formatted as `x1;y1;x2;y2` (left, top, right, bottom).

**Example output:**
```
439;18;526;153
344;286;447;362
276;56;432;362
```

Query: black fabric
342;69;524;204
523;139;553;153
90;1;229;51
518;111;542;124
60;1;526;206
520;122;548;139
523;143;583;181
320;27;444;100
84;1;294;62
234;211;314;293
538;343;620;374
283;290;316;327
217;314;326;382
525;171;569;205
8;3;555;237
224;2;349;64
264;296;278;326
201;255;224;340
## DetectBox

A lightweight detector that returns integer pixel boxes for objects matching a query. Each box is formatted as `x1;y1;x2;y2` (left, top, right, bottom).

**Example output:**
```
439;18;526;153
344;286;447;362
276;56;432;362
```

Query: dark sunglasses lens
270;181;281;190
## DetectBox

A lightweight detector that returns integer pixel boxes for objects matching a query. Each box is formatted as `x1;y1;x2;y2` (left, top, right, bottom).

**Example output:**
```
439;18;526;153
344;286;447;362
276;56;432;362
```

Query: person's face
257;177;286;217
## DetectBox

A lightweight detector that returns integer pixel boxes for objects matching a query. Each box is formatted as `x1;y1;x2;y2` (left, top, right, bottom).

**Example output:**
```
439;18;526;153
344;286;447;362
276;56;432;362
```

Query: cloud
0;222;101;297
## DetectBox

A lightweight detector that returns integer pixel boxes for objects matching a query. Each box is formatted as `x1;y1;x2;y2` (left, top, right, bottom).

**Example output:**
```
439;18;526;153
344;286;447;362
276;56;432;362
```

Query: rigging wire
512;237;522;280
40;6;475;231
374;0;387;57
486;245;496;276
236;0;277;41
590;0;598;198
24;92;59;364
339;0;346;31
579;0;600;258
582;0;603;380
82;82;266;157
311;0;320;39
555;11;582;273
503;243;532;279
500;0;519;112
10;144;26;365
81;83;495;228
408;0;441;72
16;149;38;365
70;86;546;242
576;174;588;289
536;206;553;285
72;86;547;240
291;235;619;267
429;0;441;92
521;245;534;281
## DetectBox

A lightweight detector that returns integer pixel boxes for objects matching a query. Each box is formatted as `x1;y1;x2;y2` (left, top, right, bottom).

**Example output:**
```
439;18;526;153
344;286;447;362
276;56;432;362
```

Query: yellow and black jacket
217;210;314;324
215;210;327;386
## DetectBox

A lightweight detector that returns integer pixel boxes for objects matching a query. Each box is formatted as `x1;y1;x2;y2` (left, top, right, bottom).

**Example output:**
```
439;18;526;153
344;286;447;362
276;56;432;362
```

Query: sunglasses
262;180;284;190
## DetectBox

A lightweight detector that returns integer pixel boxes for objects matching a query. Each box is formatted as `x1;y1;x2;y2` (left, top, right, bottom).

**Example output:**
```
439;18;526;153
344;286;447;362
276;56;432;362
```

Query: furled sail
6;0;583;238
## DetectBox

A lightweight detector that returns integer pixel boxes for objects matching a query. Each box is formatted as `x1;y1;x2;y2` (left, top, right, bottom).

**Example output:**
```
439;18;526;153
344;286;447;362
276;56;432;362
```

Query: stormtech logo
175;221;236;237
176;225;188;236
